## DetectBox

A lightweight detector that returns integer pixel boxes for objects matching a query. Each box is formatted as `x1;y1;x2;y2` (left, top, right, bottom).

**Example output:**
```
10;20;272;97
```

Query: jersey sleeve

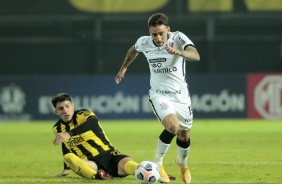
76;109;95;123
134;36;147;52
175;32;194;50
68;116;99;136
52;120;61;135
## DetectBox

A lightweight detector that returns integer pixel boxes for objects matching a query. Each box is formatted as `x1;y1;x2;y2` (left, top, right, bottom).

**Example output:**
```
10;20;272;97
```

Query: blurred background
0;0;282;120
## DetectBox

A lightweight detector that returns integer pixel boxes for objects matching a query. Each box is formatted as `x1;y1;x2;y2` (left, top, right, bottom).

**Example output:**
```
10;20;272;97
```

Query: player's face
55;100;75;122
149;25;170;47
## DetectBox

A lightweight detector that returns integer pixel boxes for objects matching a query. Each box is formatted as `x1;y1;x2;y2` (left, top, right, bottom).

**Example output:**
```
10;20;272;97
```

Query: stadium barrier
0;73;281;121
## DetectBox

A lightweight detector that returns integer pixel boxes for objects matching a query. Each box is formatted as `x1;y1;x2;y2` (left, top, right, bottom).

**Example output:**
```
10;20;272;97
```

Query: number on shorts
188;106;192;115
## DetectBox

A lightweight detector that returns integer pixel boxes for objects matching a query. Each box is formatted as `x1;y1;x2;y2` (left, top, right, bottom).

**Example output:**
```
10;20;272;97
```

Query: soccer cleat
175;156;191;184
95;169;112;180
158;165;170;183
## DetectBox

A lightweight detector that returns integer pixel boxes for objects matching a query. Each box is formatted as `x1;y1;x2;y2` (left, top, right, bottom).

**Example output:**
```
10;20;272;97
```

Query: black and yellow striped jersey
52;109;114;161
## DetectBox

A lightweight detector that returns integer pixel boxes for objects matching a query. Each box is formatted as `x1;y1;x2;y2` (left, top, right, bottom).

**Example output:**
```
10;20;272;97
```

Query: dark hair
51;93;72;108
148;13;168;27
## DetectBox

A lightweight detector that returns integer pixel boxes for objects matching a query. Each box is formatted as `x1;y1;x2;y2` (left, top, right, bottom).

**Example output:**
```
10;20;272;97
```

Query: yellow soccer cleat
175;156;191;184
158;165;170;183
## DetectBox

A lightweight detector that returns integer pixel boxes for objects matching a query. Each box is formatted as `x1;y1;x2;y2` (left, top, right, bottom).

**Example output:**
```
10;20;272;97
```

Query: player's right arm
54;169;70;177
54;143;71;177
115;45;139;84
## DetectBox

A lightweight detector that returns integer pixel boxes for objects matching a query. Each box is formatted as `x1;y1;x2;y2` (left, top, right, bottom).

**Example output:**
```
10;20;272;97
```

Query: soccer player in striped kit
51;93;139;180
115;13;200;184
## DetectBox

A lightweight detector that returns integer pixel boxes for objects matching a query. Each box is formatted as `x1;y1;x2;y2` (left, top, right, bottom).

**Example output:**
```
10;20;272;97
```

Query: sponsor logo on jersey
152;66;177;74
156;89;181;95
149;58;166;63
150;63;162;68
179;36;186;45
83;109;91;116
67;135;84;147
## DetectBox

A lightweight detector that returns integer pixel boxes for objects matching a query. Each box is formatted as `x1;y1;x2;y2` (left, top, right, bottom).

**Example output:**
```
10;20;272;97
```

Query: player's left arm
180;45;200;62
166;44;200;62
166;32;200;62
53;139;71;177
54;169;70;177
53;116;99;145
67;116;98;136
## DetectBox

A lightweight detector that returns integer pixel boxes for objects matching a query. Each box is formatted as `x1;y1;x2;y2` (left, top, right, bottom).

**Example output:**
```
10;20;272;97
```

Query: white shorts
149;93;193;130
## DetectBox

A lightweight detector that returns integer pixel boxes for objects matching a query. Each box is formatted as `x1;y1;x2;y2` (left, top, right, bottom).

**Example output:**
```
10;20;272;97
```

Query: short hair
148;13;168;27
51;93;72;108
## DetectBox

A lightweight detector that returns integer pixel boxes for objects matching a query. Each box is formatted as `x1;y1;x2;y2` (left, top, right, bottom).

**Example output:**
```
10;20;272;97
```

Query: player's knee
177;130;190;141
63;153;76;165
163;121;179;134
162;114;179;134
167;123;179;134
177;134;190;142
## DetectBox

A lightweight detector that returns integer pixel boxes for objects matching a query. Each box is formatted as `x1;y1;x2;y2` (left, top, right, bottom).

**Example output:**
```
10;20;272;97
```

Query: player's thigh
177;129;191;141
162;113;180;133
149;96;176;122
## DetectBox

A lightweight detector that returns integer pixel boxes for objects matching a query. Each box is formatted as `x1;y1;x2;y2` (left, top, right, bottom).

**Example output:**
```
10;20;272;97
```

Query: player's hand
95;169;112;180
54;169;70;177
166;45;181;55
53;132;71;145
115;67;127;84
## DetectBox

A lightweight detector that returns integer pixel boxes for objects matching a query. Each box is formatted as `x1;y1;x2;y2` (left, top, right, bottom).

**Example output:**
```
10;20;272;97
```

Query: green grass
0;119;281;184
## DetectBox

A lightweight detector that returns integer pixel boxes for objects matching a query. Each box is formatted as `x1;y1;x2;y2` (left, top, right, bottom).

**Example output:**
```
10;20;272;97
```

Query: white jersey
134;31;194;100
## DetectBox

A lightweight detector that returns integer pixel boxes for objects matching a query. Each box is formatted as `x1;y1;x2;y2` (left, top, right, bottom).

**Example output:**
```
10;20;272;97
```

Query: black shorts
90;148;129;177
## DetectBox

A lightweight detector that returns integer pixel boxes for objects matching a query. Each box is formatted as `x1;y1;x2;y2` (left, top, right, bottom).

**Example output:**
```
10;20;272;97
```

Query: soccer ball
135;161;160;184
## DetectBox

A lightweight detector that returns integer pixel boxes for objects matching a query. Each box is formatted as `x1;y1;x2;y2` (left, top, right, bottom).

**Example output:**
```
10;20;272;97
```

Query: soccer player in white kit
115;13;200;184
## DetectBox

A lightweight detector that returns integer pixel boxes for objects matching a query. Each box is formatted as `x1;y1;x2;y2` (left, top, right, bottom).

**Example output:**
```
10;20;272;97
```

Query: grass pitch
0;119;281;184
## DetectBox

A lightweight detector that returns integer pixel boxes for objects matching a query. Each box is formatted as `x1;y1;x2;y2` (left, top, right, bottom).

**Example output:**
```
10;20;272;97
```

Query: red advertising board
247;73;282;119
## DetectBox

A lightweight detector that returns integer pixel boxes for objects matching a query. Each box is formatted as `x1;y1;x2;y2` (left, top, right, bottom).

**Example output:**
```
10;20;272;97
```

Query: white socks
153;138;190;167
177;146;190;167
154;139;170;165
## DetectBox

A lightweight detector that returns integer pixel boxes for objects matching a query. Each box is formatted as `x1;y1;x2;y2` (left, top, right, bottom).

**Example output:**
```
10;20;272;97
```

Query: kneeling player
51;93;138;180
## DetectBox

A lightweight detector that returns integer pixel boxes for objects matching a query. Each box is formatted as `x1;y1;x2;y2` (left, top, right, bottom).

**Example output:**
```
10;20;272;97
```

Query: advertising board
0;74;264;121
247;74;282;119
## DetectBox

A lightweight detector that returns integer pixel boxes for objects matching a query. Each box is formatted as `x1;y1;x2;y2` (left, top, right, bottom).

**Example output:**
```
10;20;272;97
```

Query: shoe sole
159;175;170;183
